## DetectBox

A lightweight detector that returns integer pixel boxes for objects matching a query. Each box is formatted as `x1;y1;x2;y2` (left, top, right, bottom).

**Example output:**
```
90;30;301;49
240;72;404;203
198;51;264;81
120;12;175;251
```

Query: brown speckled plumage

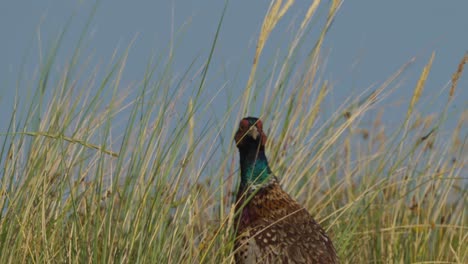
234;117;338;264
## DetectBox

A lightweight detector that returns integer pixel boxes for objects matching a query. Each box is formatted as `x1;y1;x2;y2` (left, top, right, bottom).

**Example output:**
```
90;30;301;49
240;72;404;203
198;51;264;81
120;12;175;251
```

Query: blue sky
1;0;467;136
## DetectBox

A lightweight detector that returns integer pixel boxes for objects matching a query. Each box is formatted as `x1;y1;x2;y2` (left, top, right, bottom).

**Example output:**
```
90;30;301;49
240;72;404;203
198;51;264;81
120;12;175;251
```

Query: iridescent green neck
239;148;272;188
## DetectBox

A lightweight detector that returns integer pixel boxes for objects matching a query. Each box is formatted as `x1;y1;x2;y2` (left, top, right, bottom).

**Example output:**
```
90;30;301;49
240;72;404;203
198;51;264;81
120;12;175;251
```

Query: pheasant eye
240;119;250;130
255;120;263;130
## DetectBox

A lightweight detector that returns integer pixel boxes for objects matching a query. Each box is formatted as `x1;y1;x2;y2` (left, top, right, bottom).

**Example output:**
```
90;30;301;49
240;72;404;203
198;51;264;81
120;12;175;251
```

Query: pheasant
233;117;338;263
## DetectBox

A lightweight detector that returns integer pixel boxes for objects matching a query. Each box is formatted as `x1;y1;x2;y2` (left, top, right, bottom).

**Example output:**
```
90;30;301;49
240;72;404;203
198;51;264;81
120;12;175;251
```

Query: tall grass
1;1;466;263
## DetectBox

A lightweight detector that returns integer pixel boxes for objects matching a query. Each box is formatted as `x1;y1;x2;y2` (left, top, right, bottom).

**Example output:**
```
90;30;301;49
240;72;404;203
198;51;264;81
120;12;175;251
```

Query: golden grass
407;52;435;121
450;52;468;99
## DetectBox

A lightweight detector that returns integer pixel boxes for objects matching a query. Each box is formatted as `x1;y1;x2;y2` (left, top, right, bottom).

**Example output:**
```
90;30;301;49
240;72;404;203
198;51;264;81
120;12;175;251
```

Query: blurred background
1;0;467;134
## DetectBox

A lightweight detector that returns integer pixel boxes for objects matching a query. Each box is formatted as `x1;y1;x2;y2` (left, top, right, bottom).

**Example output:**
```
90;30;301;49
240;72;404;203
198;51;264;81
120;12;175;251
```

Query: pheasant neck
239;147;272;189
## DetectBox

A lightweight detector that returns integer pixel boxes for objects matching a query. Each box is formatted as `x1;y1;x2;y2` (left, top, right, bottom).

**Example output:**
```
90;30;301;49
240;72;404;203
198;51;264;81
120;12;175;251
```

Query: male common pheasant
233;117;338;263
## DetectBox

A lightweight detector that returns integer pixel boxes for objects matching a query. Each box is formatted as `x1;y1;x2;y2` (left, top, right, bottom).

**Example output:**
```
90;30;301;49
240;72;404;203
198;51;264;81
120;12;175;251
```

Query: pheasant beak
248;126;259;140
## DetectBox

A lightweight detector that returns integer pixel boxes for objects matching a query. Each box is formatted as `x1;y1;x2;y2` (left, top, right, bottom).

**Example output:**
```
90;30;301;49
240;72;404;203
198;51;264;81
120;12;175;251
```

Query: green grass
0;1;466;263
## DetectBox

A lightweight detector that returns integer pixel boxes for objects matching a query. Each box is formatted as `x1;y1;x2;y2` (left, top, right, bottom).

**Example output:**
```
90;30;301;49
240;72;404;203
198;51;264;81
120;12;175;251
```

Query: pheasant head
234;117;272;188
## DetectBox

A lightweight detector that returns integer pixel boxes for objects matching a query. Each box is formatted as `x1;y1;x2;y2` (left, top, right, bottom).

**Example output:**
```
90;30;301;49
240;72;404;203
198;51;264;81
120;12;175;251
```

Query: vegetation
0;1;466;263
